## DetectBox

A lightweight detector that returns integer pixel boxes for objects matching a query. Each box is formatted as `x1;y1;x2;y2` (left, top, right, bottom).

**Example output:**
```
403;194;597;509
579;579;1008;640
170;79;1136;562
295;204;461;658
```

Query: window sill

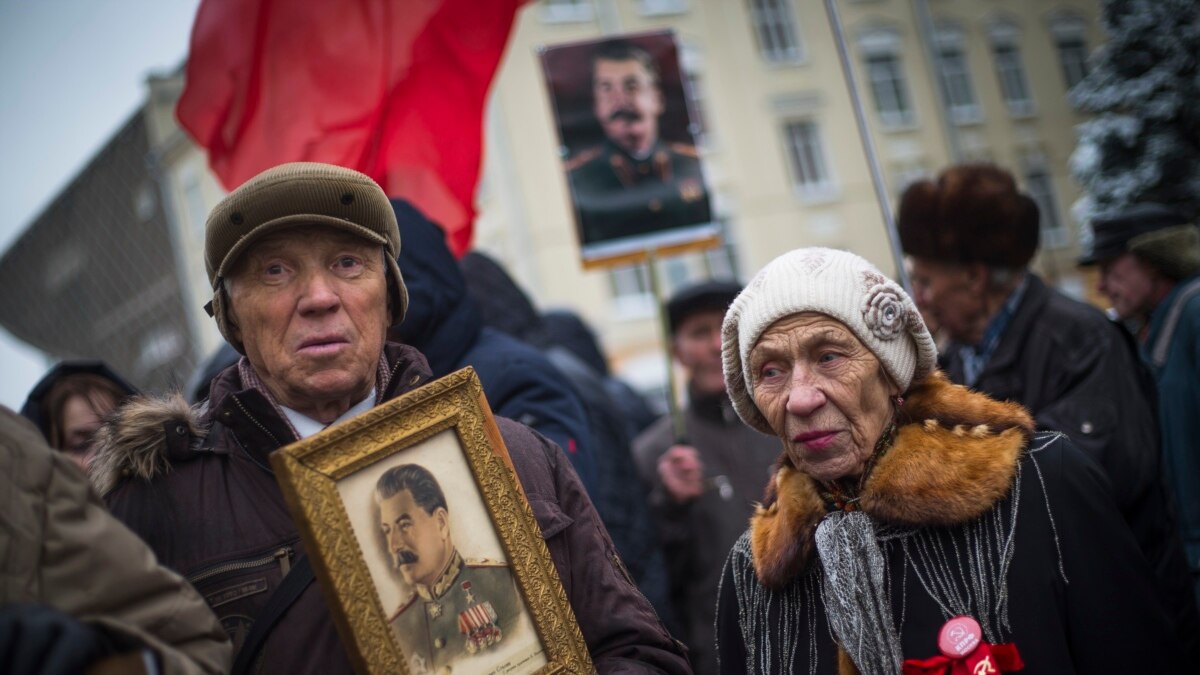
794;185;842;205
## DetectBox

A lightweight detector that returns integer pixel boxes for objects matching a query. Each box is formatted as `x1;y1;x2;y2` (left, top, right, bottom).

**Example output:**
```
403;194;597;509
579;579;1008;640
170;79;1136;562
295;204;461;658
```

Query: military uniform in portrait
389;550;523;674
567;139;711;245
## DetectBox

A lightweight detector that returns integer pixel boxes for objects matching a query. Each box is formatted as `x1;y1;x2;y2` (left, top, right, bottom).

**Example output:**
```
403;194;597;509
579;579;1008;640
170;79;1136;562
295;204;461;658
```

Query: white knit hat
722;247;938;434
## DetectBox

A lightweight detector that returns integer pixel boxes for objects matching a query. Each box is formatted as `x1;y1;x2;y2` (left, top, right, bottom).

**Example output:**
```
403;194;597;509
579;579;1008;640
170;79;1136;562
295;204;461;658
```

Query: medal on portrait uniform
458;581;503;655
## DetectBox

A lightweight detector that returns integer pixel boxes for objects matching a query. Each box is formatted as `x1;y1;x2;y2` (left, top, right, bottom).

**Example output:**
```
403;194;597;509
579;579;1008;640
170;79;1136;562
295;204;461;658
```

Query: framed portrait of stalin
272;368;591;675
541;30;718;265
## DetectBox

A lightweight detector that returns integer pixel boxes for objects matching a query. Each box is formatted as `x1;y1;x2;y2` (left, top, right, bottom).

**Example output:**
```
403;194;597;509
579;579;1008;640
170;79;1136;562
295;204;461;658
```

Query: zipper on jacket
187;546;295;586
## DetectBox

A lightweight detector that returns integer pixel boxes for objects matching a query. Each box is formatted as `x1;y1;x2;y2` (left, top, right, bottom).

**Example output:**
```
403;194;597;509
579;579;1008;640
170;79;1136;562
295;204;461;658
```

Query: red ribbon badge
901;616;1024;675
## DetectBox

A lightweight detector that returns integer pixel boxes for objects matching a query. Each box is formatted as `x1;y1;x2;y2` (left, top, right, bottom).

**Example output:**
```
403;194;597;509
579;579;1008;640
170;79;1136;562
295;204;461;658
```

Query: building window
1050;15;1090;90
637;0;687;16
783;119;835;197
866;53;914;127
988;23;1035;117
1025;166;1067;248
539;0;593;24
608;263;655;317
933;26;980;124
857;27;914;128
748;0;804;65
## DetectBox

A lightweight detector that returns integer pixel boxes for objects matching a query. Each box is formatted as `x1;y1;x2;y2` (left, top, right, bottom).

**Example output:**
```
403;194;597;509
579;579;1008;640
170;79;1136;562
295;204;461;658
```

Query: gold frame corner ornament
271;367;594;675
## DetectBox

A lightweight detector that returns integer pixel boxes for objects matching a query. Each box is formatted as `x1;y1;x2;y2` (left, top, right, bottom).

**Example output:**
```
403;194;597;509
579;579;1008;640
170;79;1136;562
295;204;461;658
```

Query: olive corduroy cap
204;162;408;351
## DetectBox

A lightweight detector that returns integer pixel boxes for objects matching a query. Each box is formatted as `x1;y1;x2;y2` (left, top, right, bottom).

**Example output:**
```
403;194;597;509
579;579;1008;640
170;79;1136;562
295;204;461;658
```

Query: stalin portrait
377;463;524;675
565;39;712;246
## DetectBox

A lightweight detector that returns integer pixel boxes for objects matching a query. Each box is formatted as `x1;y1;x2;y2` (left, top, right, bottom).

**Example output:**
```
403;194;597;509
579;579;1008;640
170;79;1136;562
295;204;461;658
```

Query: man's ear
224;289;242;343
435;507;449;539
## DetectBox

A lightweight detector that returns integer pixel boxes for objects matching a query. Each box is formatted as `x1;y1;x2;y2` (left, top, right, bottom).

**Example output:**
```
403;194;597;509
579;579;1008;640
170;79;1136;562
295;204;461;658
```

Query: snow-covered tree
1070;0;1200;234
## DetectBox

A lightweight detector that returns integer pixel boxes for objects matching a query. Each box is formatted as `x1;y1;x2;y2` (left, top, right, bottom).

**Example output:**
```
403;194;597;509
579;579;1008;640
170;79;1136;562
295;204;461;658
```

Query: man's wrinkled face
749;313;898;483
673;310;727;396
225;226;389;419
593;58;663;157
379;489;451;587
907;257;986;344
1097;253;1162;321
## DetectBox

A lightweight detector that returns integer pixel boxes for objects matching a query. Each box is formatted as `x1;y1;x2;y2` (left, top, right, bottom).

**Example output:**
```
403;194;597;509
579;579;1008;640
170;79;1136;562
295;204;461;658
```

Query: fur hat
203;162;408;352
898;164;1040;269
722;248;938;435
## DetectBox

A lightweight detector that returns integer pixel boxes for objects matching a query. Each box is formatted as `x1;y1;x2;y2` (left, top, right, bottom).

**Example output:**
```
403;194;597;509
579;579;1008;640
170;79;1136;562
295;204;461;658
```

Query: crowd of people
2;158;1198;675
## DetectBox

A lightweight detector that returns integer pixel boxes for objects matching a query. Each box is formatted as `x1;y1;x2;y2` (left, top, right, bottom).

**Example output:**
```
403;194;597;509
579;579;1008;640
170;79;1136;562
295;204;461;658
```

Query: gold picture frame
271;367;593;675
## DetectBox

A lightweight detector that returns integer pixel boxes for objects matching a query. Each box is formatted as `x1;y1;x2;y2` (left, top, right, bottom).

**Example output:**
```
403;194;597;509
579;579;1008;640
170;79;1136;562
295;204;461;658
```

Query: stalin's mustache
393;549;419;569
609;108;642;123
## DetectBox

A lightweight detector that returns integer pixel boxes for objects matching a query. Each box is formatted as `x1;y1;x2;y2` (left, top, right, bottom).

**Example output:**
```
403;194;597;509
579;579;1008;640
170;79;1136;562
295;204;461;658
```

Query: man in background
899;164;1199;657
633;281;779;675
1081;203;1200;600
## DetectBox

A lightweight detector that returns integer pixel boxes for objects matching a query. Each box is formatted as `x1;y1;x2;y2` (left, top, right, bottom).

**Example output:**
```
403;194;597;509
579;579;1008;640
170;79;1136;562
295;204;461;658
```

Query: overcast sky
0;0;200;409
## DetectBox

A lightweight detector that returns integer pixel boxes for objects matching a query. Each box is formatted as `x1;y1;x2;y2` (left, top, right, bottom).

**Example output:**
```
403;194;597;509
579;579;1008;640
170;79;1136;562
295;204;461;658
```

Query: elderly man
91;163;690;674
897;164;1199;656
566;40;710;245
1080;203;1200;598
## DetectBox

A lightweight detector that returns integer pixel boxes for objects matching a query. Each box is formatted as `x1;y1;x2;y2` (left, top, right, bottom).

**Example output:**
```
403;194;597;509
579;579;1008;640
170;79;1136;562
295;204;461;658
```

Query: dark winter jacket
717;373;1185;675
943;273;1199;654
388;198;597;494
633;391;779;675
458;251;674;625
1142;274;1200;579
541;308;660;437
91;343;690;674
21;360;138;443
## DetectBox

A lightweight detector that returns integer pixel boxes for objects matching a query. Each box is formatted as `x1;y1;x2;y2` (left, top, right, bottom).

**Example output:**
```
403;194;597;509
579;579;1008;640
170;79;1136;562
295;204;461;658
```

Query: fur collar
750;371;1034;590
89;394;204;497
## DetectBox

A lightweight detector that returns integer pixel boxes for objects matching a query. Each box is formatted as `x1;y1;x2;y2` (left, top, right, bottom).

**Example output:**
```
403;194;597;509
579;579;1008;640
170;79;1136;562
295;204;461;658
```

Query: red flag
177;0;526;256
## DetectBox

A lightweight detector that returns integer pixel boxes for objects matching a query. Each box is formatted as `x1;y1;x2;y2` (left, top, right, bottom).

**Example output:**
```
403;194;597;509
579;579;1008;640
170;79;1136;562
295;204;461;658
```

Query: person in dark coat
89;163;690;674
21;360;137;471
715;247;1184;675
1080;203;1200;601
458;251;675;628
632;280;780;675
387;198;597;496
897;163;1200;655
540;309;660;436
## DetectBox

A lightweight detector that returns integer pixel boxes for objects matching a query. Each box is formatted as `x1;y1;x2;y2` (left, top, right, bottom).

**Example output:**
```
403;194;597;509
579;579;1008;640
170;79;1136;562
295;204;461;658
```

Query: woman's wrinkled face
749;313;898;483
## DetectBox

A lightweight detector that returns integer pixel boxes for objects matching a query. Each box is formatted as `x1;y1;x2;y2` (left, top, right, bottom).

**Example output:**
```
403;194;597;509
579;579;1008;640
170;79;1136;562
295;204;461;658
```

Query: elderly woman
715;248;1183;674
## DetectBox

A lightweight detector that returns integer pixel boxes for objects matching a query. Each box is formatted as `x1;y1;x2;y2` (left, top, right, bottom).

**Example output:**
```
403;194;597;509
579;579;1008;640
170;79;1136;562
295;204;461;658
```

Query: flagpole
646;248;687;443
821;0;911;292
